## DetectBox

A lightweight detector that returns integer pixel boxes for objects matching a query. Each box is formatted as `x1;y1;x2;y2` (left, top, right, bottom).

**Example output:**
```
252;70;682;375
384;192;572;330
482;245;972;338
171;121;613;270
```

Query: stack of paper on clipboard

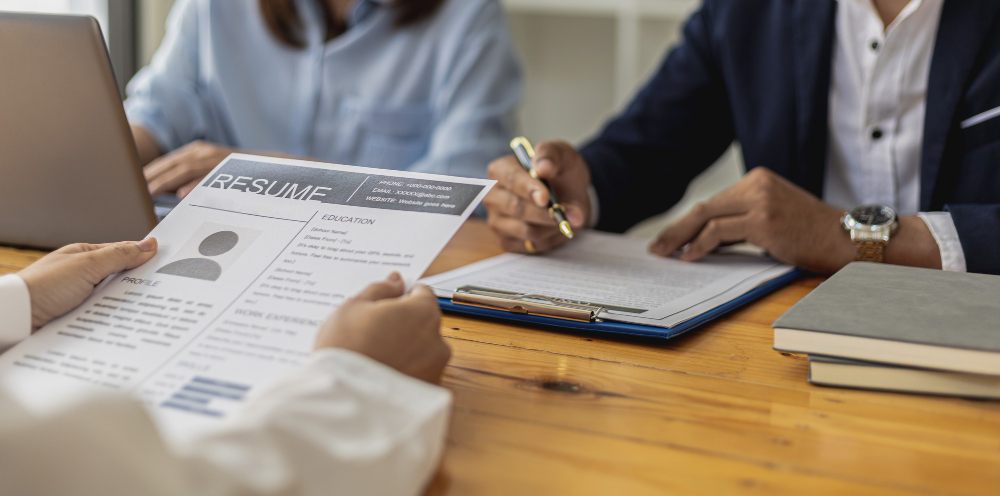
422;231;800;339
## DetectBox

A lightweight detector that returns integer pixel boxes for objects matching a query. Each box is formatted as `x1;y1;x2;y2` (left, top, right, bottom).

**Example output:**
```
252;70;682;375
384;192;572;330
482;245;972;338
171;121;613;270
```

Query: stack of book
773;263;1000;400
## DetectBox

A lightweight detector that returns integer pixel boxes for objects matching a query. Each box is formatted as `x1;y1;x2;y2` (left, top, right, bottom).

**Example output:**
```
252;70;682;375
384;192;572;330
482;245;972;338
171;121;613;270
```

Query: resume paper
0;154;492;439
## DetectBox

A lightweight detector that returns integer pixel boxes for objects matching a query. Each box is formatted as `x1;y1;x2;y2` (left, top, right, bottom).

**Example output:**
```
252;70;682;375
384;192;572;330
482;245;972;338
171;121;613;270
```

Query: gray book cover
773;263;1000;352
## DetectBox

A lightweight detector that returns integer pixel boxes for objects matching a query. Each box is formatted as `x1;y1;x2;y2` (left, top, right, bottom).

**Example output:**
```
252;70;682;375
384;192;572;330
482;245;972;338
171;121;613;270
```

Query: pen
509;137;575;240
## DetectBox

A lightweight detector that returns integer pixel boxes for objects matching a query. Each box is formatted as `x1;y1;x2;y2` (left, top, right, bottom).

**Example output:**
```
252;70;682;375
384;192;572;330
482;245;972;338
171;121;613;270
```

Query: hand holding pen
483;139;593;255
510;137;575;241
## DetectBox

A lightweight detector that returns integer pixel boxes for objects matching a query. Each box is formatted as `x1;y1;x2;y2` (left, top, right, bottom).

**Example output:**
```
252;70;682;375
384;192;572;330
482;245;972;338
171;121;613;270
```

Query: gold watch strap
854;240;886;263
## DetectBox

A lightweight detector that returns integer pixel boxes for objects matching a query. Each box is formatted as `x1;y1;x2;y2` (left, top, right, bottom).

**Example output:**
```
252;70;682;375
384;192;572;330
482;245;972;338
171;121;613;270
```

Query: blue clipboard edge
437;269;804;340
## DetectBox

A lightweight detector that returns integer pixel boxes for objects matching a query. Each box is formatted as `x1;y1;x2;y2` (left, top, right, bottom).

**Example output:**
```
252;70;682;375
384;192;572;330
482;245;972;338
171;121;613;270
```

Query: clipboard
437;269;803;340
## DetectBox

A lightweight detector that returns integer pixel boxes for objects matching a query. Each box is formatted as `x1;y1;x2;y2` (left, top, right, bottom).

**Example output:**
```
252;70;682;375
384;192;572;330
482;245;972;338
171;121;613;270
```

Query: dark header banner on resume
202;159;484;216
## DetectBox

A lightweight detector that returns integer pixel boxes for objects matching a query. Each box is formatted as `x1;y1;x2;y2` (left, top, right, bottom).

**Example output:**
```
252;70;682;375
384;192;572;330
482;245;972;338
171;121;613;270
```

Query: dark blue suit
580;0;1000;274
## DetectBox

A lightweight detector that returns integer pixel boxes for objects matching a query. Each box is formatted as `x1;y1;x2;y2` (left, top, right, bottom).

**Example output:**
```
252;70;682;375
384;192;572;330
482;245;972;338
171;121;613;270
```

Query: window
0;0;109;36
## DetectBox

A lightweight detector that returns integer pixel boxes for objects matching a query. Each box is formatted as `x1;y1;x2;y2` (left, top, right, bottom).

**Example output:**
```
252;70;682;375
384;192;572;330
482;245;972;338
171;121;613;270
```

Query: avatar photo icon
156;223;261;282
157;231;240;281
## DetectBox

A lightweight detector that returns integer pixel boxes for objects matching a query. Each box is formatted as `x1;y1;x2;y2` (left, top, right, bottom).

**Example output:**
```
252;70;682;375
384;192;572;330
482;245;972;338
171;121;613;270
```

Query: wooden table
2;221;998;495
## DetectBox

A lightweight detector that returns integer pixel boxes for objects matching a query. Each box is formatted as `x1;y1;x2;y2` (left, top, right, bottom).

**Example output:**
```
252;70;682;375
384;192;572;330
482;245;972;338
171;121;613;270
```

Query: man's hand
18;239;159;331
483;141;592;254
315;273;450;384
649;168;856;274
144;140;235;198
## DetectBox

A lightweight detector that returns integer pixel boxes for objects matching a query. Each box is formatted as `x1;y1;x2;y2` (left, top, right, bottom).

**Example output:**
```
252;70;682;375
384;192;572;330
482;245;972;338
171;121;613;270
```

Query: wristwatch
842;204;898;263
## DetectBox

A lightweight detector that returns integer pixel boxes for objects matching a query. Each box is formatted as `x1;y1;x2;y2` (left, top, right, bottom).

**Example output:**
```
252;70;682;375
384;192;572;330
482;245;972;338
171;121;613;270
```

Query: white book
809;356;1000;400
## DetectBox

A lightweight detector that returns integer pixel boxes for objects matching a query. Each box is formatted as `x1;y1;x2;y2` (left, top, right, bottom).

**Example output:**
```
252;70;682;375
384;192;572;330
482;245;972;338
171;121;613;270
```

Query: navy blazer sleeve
579;3;735;233
947;205;1000;274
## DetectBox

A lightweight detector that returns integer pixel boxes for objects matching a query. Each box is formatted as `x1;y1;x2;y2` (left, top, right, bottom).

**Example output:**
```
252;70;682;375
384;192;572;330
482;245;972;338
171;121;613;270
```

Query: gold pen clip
510;138;540;179
453;286;603;323
510;137;536;158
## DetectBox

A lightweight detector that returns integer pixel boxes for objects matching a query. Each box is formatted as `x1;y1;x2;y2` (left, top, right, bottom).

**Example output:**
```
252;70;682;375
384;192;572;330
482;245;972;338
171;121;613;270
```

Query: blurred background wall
1;0;743;235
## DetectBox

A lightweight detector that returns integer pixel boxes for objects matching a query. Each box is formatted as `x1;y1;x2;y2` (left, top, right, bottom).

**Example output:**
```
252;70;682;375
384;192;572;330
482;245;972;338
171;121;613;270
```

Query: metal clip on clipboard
452;286;604;323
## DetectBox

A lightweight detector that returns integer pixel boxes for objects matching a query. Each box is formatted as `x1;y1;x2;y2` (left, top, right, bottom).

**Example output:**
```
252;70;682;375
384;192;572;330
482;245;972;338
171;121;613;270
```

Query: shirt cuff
587;184;600;229
917;212;967;272
0;274;32;351
288;347;452;414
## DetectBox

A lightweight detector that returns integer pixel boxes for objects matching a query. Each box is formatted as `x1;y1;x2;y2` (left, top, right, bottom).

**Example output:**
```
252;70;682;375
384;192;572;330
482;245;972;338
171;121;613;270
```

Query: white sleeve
0;274;32;351
0;348;452;496
918;212;967;272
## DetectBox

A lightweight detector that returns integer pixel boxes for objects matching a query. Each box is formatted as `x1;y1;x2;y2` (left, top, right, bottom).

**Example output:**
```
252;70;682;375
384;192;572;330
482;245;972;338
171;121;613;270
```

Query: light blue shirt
125;0;522;179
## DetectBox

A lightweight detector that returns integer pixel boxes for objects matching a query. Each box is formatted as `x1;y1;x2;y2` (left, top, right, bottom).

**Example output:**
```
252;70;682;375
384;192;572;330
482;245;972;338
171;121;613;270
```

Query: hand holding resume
0;154;492;440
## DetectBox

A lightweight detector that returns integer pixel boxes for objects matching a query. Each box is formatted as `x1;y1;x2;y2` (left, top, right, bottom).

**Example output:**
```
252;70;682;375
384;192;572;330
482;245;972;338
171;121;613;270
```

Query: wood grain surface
2;221;998;496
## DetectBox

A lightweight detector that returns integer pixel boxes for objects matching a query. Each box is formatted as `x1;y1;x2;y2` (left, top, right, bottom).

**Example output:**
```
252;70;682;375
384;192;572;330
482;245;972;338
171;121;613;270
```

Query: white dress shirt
825;0;966;271
0;274;451;496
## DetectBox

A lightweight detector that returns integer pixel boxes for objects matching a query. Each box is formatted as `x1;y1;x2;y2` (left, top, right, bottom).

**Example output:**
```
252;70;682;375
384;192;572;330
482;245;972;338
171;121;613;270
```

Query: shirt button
871;128;884;140
870;40;880;51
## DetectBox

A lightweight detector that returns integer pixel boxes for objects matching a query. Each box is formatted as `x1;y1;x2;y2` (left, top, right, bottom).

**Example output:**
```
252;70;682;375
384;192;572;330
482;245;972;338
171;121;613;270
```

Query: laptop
0;12;162;250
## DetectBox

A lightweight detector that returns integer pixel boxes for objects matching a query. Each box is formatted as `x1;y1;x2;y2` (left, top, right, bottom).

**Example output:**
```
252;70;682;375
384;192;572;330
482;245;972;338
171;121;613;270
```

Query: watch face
849;205;896;227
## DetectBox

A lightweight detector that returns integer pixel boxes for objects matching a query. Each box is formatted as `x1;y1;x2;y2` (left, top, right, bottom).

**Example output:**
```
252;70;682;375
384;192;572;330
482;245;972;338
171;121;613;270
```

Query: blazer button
871;129;884;140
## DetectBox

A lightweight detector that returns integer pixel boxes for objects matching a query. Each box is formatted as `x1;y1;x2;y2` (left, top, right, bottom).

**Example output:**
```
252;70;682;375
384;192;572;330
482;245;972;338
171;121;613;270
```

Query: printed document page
0;154;492;440
422;231;793;328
